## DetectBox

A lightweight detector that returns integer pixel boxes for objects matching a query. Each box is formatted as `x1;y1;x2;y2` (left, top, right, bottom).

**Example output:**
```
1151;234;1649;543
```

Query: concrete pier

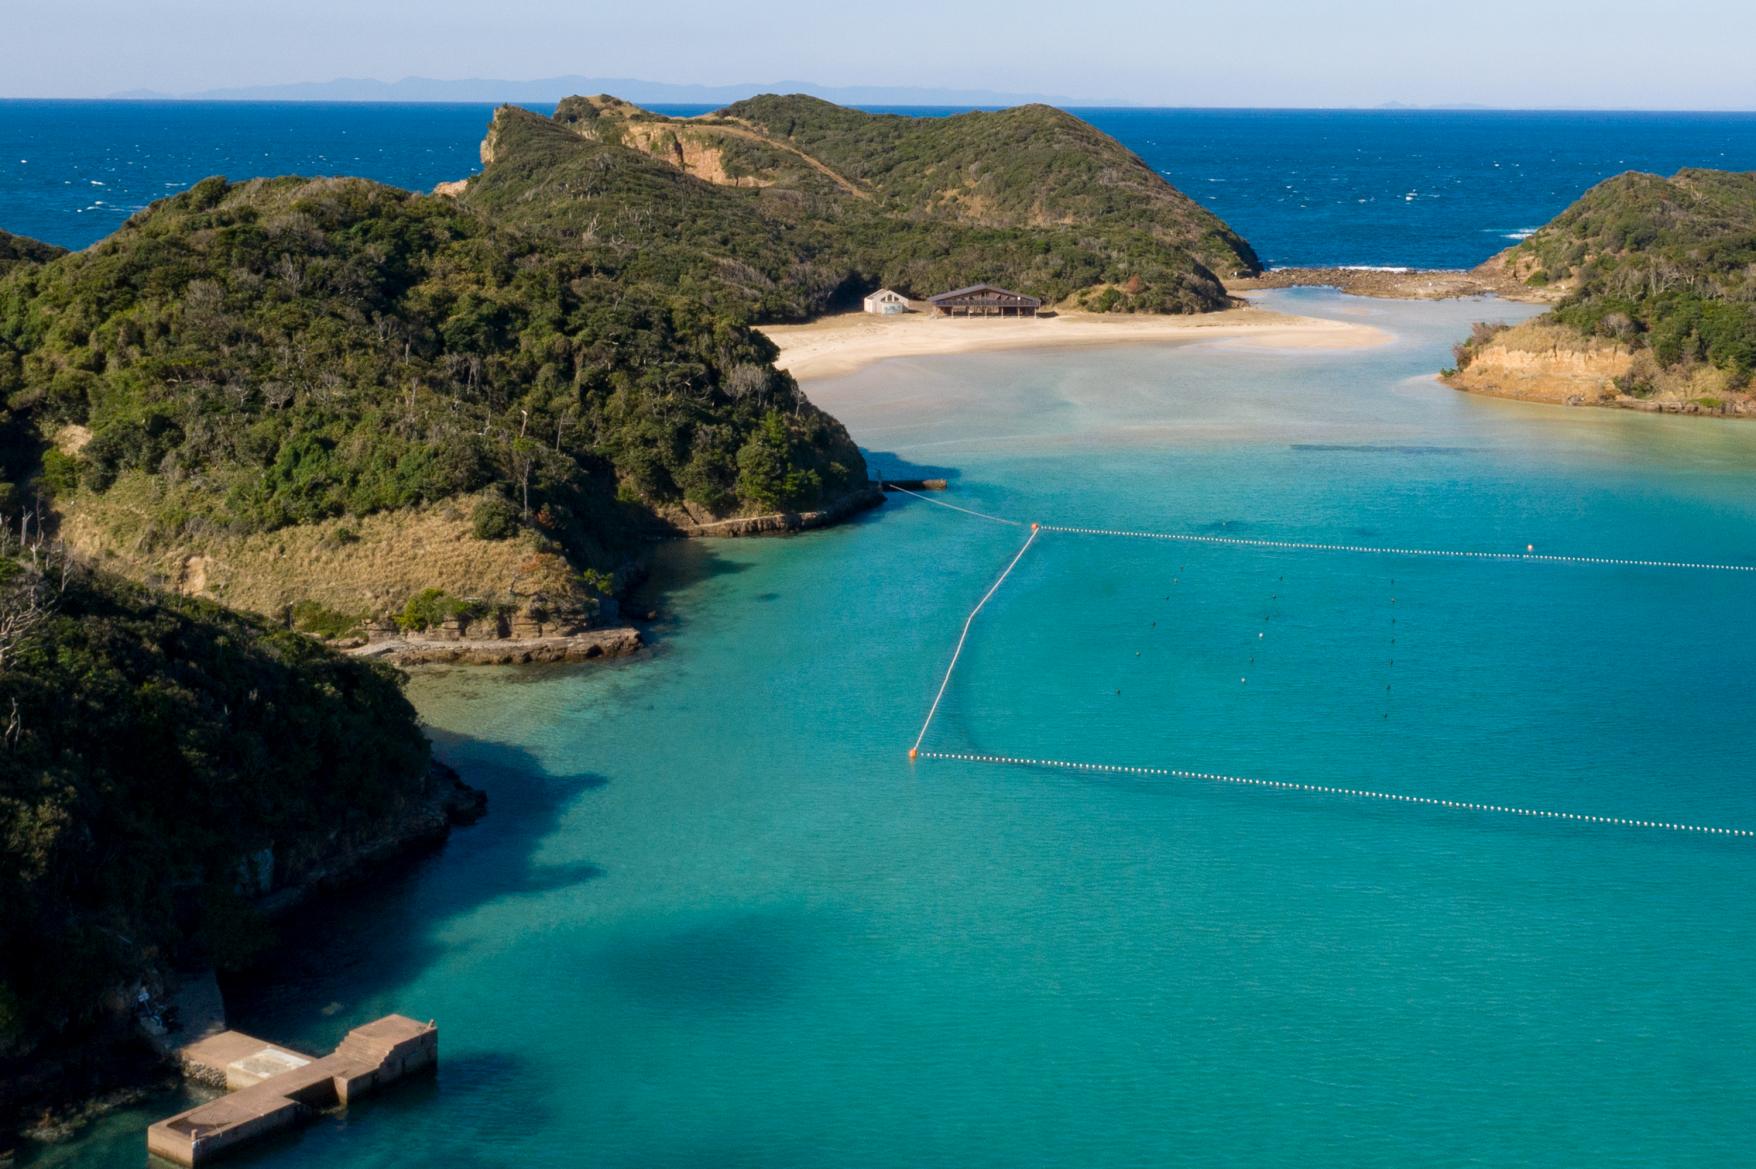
146;1015;436;1166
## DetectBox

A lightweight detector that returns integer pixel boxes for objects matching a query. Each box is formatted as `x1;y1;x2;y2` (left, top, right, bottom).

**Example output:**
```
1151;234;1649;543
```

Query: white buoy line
916;751;1755;839
1038;523;1756;573
909;524;1040;758
896;491;1754;839
885;484;1026;527
883;482;1756;571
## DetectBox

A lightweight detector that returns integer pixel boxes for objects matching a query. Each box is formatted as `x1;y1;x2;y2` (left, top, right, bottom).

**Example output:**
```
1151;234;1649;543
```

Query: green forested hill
461;94;1258;316
463;106;852;321
0;230;66;276
718;95;1258;276
0;537;437;1099
0;96;1257;632
1477;169;1756;391
0;174;866;599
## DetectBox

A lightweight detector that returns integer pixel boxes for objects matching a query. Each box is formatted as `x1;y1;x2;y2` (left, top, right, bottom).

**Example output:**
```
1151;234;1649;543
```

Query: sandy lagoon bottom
37;290;1756;1169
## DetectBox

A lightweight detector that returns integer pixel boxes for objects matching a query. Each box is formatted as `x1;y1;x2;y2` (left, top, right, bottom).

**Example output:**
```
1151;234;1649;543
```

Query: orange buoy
1031;522;1040;531
908;747;918;761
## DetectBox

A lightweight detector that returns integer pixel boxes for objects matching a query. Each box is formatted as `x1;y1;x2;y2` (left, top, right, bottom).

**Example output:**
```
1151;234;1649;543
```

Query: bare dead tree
515;409;533;518
0;511;72;689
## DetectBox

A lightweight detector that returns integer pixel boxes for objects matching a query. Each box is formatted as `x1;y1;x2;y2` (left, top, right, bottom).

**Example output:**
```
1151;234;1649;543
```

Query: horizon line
5;95;1756;115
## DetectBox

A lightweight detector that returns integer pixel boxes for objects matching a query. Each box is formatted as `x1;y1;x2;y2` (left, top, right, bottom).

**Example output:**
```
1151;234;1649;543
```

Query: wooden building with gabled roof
862;288;912;315
927;284;1042;318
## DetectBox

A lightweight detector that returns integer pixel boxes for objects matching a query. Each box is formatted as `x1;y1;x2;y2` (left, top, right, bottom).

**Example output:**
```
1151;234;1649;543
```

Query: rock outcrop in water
1228;265;1552;302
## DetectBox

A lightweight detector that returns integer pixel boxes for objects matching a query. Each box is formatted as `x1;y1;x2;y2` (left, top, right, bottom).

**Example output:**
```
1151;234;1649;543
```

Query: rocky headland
1440;169;1756;417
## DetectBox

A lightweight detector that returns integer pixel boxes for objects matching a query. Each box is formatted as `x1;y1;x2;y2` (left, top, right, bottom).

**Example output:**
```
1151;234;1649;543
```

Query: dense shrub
0;544;430;1060
1451;321;1511;372
288;599;364;639
470;492;522;540
1504;169;1756;384
395;587;488;632
0;176;867;568
736;411;824;510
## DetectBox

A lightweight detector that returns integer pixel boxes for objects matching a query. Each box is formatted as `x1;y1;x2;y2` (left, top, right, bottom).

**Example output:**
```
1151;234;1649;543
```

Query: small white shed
863;288;911;315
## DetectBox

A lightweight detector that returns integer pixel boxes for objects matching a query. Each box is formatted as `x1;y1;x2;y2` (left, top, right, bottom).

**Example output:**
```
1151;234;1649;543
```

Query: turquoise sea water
34;290;1756;1168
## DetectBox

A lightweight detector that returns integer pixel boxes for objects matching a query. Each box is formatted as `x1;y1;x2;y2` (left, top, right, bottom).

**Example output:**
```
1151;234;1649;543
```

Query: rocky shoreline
350;626;644;666
2;763;485;1155
1232;267;1756;420
1228;265;1552;302
657;484;884;537
252;760;486;915
5;489;888;1150
329;487;882;668
1444;375;1756;417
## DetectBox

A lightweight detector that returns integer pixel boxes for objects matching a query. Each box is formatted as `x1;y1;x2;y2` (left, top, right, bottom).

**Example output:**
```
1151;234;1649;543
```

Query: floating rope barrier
909;524;1040;757
895;492;1754;837
882;489;1756;572
917;751;1756;839
1037;523;1756;573
886;484;1025;527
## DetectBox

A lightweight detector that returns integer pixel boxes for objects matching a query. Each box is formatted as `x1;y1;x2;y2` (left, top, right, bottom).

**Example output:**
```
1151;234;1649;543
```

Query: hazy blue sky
10;0;1756;108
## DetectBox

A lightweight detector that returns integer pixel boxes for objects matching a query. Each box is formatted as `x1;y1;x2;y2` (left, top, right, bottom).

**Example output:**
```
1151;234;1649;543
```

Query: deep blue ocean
4;101;1756;266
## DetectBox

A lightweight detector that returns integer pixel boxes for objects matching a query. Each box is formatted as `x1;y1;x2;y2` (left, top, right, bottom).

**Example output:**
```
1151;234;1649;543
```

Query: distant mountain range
107;75;1116;108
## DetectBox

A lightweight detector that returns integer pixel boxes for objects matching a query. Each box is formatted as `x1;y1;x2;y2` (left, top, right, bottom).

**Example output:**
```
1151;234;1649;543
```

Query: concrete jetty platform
147;1015;436;1166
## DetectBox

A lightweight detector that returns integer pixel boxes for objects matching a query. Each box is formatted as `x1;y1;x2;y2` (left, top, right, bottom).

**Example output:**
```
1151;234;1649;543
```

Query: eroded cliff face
1443;321;1756;415
1443;322;1634;405
614;122;751;187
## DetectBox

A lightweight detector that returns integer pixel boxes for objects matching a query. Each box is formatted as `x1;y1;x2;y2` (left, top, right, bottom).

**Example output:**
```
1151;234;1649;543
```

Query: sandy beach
761;305;1390;381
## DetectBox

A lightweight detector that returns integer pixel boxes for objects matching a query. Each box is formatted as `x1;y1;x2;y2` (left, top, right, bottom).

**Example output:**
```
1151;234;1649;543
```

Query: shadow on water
274;1051;551;1168
858;448;964;484
619;451;972;647
222;732;609;1052
16;737;589;1169
630;537;751;600
628;491;901;648
624;539;753;651
588;908;819;1011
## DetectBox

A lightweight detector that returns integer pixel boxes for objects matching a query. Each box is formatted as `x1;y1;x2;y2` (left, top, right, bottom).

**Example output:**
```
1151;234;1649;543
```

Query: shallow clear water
38;290;1756;1168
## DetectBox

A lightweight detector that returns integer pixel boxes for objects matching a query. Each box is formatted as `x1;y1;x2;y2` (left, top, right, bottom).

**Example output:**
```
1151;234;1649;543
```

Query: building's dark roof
928;283;1041;305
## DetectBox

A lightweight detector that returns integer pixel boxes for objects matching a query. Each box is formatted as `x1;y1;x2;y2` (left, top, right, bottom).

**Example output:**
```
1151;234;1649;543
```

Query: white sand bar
762;306;1390;381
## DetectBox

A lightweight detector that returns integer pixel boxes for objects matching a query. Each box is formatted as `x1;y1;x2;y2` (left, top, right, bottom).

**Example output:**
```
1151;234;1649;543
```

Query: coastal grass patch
288;599;366;640
57;488;594;626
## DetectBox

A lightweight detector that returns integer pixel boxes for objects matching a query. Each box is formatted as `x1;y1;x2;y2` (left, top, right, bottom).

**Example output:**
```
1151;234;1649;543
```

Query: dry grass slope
58;474;596;633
